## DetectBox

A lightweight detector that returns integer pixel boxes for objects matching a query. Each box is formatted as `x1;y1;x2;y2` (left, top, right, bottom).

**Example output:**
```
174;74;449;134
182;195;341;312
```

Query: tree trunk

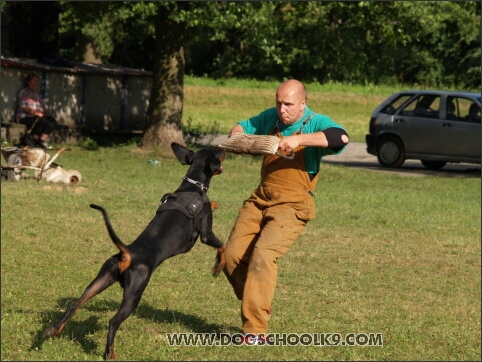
78;33;103;64
140;4;187;151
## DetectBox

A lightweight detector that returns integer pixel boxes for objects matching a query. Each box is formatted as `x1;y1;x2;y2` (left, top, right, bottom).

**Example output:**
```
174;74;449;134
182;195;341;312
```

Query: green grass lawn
183;76;404;142
1;141;480;361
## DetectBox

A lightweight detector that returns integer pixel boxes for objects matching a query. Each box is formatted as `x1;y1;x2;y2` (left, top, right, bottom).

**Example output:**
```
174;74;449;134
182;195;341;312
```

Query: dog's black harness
157;192;207;219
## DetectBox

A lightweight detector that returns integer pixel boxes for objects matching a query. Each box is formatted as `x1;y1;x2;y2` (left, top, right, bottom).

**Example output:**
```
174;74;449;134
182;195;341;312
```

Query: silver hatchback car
366;90;481;169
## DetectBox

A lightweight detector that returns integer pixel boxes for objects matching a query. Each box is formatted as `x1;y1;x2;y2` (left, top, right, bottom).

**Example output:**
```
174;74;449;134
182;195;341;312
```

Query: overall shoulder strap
297;113;315;134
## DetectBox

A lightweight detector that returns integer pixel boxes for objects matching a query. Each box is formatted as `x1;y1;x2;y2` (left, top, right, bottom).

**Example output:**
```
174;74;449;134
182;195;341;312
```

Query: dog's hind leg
43;257;121;339
104;265;151;360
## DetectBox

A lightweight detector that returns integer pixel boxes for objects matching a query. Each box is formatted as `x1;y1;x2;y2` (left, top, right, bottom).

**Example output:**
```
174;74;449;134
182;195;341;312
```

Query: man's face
275;87;306;125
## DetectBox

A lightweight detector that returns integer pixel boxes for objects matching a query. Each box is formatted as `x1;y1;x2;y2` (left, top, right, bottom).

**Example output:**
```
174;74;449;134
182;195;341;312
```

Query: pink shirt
16;87;46;122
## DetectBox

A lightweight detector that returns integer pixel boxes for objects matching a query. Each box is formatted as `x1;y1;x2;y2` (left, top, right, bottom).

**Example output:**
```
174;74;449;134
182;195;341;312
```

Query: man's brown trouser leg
224;200;307;334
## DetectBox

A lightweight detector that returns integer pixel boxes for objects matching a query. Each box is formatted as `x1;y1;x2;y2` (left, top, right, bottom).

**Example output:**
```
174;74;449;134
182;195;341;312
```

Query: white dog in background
1;147;81;185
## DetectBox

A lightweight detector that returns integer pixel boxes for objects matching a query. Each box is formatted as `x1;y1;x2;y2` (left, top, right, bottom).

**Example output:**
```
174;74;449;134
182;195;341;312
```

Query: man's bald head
277;79;307;102
275;79;307;125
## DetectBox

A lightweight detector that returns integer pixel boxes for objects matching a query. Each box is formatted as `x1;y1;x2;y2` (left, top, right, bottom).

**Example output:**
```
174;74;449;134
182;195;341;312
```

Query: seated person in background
465;103;481;123
16;71;57;149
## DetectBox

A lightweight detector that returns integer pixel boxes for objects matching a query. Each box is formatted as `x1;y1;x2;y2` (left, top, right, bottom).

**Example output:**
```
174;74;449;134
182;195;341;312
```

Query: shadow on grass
31;297;238;354
323;159;481;178
134;303;238;335
30;313;101;354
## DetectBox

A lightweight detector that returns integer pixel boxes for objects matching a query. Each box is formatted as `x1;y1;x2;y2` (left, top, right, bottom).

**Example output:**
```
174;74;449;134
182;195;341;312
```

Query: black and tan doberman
42;142;226;360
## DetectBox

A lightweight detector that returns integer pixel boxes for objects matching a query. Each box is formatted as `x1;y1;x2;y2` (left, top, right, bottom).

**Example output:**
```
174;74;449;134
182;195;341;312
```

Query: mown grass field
1;80;480;361
182;77;417;142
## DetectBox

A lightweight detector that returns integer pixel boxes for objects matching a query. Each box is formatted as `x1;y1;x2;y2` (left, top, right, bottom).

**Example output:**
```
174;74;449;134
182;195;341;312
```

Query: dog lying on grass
42;142;226;360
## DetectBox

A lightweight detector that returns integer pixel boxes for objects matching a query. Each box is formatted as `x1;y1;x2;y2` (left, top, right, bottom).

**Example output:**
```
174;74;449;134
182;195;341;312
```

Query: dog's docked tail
90;204;131;272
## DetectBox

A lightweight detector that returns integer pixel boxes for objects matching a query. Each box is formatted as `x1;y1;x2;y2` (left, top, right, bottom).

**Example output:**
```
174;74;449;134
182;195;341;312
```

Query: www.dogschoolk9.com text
166;332;383;347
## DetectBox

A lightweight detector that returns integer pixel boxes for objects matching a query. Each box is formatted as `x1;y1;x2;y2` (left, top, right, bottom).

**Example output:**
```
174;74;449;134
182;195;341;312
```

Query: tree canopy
42;1;481;89
2;1;480;149
4;1;478;88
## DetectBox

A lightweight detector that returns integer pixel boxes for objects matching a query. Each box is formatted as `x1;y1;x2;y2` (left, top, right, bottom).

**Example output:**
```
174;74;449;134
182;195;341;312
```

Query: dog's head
171;142;225;180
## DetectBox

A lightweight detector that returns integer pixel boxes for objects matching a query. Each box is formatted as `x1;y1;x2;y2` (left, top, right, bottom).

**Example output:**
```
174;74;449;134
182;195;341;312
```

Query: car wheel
377;136;405;168
421;160;446;170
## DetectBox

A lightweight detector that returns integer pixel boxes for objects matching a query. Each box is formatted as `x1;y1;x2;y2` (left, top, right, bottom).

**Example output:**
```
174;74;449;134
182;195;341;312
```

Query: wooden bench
1;121;27;144
1;121;141;146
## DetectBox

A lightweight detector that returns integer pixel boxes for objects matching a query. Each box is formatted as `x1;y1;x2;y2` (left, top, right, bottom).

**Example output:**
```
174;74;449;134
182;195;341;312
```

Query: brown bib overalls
224;126;319;334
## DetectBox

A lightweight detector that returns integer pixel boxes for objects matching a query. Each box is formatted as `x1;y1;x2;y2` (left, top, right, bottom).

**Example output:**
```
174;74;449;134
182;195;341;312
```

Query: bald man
223;79;349;344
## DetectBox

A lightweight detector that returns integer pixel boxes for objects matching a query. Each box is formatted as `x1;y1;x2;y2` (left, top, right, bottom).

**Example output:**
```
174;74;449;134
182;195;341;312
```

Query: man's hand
228;124;244;138
279;132;330;150
277;135;300;153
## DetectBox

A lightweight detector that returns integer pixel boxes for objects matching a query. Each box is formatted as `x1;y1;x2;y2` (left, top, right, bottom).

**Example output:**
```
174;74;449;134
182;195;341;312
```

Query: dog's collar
182;177;208;192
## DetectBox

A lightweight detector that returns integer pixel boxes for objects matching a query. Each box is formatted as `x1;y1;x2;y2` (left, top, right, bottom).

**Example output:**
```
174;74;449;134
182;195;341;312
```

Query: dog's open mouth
213;148;225;175
214;166;223;175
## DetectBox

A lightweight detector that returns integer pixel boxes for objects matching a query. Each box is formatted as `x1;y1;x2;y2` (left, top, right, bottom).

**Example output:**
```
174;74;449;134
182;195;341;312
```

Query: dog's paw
211;246;225;277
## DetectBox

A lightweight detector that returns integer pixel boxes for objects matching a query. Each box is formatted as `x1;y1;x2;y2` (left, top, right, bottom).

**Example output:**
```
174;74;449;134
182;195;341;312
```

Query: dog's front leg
211;245;226;277
200;229;225;276
198;207;225;276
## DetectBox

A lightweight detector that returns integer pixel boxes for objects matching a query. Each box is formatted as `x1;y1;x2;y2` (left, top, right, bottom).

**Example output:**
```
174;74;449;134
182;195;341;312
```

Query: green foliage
80;137;99;151
52;1;480;88
394;1;481;88
58;1;157;67
183;116;220;139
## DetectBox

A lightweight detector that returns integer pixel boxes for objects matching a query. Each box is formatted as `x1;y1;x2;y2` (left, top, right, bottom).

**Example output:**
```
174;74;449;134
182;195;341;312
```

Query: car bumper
365;134;377;155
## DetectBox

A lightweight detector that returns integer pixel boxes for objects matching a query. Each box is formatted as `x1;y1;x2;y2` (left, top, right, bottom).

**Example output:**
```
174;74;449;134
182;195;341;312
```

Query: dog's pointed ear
171;142;194;165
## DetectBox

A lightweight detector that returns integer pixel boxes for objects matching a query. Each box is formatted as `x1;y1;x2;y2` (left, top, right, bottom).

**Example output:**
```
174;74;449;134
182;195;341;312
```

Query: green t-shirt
238;106;347;175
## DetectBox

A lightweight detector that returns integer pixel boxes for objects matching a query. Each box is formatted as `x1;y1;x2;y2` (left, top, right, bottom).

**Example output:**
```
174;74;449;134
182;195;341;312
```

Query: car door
441;97;481;160
394;94;443;156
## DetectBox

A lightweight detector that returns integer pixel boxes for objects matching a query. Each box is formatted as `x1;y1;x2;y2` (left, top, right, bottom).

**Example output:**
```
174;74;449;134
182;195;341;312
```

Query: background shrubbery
2;1;480;89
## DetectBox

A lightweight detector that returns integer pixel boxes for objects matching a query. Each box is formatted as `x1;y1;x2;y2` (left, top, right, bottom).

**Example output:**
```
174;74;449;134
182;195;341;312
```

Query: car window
447;96;481;123
380;94;413;114
399;94;441;118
